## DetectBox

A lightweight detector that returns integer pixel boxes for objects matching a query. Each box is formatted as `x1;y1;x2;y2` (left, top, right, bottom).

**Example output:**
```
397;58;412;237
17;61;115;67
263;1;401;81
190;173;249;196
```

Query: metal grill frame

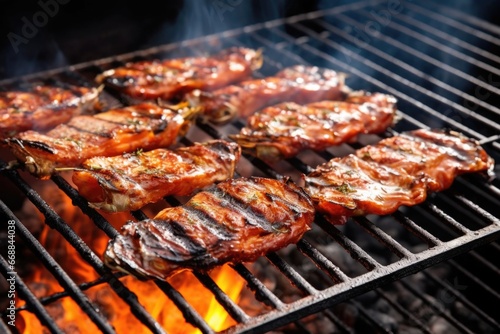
1;1;499;333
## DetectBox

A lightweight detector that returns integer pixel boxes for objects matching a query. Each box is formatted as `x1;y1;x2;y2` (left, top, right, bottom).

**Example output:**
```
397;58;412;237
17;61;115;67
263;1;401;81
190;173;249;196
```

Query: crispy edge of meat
5;102;199;179
104;176;315;280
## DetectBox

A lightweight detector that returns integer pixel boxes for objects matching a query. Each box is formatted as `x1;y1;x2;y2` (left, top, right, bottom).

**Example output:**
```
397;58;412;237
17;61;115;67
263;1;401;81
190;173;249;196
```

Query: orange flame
16;177;246;333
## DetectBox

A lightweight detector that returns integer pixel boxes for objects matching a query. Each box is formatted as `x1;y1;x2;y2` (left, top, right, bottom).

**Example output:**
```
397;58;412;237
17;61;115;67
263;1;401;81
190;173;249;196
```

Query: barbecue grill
1;1;499;333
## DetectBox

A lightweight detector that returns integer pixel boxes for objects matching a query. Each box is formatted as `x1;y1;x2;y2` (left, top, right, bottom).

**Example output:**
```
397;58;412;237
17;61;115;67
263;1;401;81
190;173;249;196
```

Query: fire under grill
1;1;500;333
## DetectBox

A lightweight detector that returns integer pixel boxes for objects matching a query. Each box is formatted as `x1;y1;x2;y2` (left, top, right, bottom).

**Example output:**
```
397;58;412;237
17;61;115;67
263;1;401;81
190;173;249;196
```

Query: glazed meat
104;176;315;280
304;154;428;216
73;140;241;212
231;92;397;161
188;65;347;123
96;47;263;100
303;129;494;218
5;103;197;179
0;85;99;139
355;129;495;191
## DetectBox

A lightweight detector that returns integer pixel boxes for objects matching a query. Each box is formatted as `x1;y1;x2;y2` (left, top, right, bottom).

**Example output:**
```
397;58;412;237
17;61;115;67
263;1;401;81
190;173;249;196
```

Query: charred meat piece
231;92;396;161
303;129;494;218
356;129;495;191
105;176;315;280
5;103;197;179
96;47;263;100
188;65;346;123
0;85;99;139
73;140;241;212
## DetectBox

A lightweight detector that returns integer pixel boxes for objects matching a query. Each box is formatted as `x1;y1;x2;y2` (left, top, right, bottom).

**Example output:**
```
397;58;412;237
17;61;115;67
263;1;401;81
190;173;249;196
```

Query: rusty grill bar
1;1;500;333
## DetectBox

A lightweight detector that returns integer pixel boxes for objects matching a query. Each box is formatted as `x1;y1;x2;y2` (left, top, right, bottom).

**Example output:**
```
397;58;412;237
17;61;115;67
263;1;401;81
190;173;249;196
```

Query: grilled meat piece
356;129;495;191
96;47;263;100
73;140;241;212
303;129;494;218
231;92;397;161
0;85;99;139
188;65;346;123
5;103;197;179
304;154;428;216
105;176;315;280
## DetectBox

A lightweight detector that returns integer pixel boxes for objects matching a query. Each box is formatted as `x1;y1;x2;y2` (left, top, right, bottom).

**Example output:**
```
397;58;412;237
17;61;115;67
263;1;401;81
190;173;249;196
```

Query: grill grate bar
468;249;500;276
406;2;500;46
453;195;500;225
392;11;500;64
398;279;475;334
390;211;442;247
321;14;500;121
193;271;250;324
297;239;350;283
315;217;381;271
292;20;500;134
0;317;13;334
266;253;317;295
348;299;396;333
269;25;495;147
0;183;116;333
230;263;285;309
375;289;433;334
51;174;119;239
353;216;414;259
0;254;63;334
0;167;166;333
15;272;128;311
422;270;500;330
357;8;500;78
447;259;500;302
423;203;472;235
153;280;213;334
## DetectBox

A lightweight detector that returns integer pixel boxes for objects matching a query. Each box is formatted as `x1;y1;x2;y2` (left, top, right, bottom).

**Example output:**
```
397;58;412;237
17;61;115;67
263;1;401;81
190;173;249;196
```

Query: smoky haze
0;0;316;80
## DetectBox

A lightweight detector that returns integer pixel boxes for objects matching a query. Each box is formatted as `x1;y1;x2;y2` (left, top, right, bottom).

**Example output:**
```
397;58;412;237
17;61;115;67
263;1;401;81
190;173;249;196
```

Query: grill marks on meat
304;129;494;217
0;85;99;139
96;47;263;100
231;92;397;161
104;176;315;280
188;65;346;124
5;103;197;179
73;140;241;212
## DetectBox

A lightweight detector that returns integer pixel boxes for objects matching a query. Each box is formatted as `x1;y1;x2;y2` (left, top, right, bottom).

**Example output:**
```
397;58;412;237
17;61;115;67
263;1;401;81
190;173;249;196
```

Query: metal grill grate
1;1;499;333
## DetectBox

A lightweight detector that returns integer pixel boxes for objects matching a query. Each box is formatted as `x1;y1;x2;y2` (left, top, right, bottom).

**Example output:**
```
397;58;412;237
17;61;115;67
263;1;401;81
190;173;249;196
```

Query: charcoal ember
366;310;398;332
429;316;459;334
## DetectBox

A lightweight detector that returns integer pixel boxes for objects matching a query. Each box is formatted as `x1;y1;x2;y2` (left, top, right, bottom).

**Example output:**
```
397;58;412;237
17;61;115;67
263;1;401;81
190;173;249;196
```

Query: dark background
1;0;499;80
0;0;317;79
